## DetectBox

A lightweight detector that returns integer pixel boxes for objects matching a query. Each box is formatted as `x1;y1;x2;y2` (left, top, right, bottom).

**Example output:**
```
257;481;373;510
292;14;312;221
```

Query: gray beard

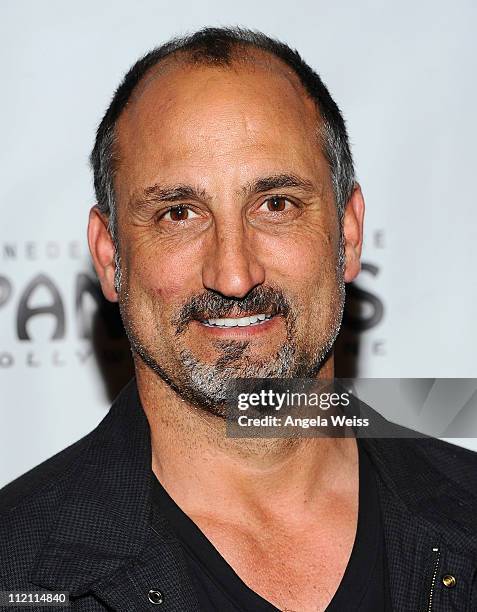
115;236;345;417
123;293;344;418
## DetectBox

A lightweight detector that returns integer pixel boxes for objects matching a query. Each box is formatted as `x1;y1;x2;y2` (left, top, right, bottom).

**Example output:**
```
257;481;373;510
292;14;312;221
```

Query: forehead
114;51;326;198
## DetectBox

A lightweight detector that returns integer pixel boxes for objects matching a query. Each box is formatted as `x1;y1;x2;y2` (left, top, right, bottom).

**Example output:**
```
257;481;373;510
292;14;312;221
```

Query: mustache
173;285;291;334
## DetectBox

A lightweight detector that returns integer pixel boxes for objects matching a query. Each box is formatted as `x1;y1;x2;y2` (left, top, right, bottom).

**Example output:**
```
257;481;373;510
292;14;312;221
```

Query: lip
191;314;281;337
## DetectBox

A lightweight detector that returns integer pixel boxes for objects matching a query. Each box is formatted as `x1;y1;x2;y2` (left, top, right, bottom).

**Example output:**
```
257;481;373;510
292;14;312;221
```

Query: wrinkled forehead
113;50;327;206
116;48;321;151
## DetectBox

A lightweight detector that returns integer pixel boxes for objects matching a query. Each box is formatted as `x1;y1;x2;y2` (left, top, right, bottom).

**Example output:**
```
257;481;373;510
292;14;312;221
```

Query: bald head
114;54;326;221
90;27;355;239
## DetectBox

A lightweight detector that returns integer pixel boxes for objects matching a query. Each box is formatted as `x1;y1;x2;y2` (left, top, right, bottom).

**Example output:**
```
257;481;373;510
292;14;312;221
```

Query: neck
137;353;358;522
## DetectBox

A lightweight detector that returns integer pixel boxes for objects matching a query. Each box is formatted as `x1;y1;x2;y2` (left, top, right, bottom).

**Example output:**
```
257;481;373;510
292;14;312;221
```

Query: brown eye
169;206;188;221
264;196;292;212
162;206;198;222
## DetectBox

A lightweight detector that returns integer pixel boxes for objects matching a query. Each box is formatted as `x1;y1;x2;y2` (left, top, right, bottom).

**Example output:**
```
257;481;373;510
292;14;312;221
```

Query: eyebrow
132;184;208;208
240;173;316;196
130;173;316;211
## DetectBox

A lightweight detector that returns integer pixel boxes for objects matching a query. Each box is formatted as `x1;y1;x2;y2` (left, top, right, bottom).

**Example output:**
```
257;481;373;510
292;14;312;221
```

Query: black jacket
1;380;477;611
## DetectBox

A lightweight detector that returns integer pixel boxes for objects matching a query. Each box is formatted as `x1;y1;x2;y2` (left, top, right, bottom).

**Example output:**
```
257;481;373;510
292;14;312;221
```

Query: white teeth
203;314;272;328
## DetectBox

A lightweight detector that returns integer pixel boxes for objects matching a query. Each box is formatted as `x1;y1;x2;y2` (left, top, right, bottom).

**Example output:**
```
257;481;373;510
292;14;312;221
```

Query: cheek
122;236;202;304
259;227;339;286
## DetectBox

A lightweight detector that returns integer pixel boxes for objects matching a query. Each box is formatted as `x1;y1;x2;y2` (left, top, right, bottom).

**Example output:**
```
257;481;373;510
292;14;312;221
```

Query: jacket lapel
91;505;201;611
31;380;201;610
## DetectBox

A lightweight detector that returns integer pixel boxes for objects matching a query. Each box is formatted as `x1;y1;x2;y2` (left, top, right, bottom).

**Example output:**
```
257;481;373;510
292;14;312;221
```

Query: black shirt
151;440;393;611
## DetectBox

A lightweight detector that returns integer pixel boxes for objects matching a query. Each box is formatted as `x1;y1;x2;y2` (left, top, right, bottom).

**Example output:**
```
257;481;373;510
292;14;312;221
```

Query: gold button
442;574;456;588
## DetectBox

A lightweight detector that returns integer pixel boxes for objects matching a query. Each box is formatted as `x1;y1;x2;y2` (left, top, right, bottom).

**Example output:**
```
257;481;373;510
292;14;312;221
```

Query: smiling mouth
200;313;274;328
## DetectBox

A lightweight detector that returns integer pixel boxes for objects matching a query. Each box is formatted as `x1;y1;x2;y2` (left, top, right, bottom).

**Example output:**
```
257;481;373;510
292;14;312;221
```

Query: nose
201;223;265;298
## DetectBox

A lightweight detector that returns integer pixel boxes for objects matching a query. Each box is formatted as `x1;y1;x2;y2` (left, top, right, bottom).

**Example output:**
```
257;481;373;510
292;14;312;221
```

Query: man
1;27;476;612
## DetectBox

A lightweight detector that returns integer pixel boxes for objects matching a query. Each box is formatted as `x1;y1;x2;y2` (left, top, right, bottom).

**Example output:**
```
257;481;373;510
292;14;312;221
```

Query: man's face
106;56;348;413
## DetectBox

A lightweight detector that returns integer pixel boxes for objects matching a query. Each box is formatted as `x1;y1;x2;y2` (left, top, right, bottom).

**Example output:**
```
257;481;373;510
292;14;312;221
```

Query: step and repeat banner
1;0;476;487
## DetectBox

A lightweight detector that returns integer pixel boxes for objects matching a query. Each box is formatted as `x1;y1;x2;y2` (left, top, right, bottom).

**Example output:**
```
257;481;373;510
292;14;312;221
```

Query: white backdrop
1;0;476;488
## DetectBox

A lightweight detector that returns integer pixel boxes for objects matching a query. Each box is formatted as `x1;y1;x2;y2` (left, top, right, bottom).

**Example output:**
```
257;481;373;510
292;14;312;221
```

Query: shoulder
366;434;477;511
359;400;477;495
0;380;139;587
413;436;477;491
0;434;89;514
0;428;96;585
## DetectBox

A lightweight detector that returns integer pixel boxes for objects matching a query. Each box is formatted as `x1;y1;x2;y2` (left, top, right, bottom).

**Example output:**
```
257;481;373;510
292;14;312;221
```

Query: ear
343;184;365;283
87;206;119;302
